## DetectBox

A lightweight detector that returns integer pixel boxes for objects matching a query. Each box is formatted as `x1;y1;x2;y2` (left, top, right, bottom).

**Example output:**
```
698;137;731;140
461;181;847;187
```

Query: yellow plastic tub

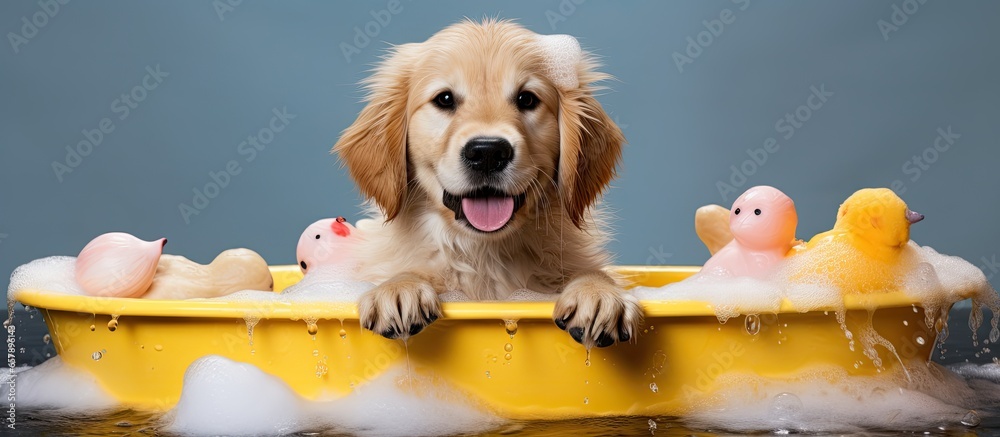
13;266;940;418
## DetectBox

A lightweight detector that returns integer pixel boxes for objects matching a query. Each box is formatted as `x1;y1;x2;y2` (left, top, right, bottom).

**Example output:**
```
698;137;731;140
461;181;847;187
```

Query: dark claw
408;323;425;336
568;327;585;344
380;327;399;339
595;332;615;348
618;328;631;343
427;312;439;323
555;317;568;330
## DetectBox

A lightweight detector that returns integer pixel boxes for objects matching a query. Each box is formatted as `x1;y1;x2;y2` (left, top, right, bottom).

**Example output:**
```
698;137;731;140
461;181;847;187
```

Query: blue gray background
2;0;999;297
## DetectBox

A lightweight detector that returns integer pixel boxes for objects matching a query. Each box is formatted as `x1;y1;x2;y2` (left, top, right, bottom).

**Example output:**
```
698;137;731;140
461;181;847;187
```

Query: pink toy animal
296;217;359;274
700;186;798;278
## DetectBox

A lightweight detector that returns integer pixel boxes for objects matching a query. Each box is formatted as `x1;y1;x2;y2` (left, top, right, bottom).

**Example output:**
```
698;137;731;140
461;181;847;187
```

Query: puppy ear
558;88;625;228
333;44;419;221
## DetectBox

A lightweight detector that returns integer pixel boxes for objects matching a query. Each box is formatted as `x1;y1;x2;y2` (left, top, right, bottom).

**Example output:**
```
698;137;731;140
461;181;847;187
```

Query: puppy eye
516;91;539;111
754;209;762;216
433;91;455;110
734;208;741;215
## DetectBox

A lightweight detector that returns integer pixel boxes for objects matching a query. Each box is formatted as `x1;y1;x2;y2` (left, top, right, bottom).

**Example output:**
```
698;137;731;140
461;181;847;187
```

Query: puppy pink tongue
462;197;515;232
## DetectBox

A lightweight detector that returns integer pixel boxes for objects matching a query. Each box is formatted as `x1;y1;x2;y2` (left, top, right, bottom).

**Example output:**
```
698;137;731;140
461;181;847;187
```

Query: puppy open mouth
442;188;527;232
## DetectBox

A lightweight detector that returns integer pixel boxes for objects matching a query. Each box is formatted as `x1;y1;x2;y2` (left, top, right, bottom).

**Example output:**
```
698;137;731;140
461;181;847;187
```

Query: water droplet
339;329;347;339
768;392;803;421
504;343;513;352
312;349;319;357
585;359;591;367
583;397;589;404
89;324;96;332
912;305;919;313
315;356;328;378
107;316;119;332
42;334;50;344
745;314;760;335
485;371;491;379
903;320;909;326
91;350;105;361
307;323;318;336
916;336;926;345
961;410;981;427
504;320;518;337
245;314;260;350
154;344;163;351
504;353;512;361
649;382;658;393
649;326;655;330
648;419;657;435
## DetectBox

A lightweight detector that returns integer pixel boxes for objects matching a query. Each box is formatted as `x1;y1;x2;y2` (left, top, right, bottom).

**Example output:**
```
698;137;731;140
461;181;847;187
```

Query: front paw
358;277;441;339
554;274;642;348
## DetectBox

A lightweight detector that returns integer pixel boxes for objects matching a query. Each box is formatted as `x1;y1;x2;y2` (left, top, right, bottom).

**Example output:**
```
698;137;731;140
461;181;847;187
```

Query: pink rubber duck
700;186;798;278
296;217;359;274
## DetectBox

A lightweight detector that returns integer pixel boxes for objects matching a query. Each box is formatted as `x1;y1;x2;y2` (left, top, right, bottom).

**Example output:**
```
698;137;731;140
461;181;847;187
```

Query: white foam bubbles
275;265;375;302
7;256;85;300
0;357;116;412
164;355;502;436
684;363;998;433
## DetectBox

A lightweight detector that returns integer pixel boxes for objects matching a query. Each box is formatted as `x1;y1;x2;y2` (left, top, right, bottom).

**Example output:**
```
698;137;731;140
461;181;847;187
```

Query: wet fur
334;19;640;348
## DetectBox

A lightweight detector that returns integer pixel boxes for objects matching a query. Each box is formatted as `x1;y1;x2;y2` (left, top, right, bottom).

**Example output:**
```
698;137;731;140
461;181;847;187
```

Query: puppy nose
462;137;513;174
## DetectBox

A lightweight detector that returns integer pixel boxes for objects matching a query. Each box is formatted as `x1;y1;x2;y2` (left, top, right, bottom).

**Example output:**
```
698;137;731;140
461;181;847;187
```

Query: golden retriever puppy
333;19;640;348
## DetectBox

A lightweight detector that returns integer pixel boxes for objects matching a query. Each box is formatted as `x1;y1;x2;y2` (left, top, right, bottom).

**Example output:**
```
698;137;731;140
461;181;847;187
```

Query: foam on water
163;355;502;436
0;357;116;412
683;362;1000;433
7;257;85;299
275;265;374;301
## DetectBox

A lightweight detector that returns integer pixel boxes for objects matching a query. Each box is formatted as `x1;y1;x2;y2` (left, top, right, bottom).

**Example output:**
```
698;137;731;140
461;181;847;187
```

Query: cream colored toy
143;249;273;300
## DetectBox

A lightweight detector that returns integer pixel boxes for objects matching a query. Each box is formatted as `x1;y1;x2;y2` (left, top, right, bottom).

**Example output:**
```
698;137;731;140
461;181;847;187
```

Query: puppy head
334;19;624;234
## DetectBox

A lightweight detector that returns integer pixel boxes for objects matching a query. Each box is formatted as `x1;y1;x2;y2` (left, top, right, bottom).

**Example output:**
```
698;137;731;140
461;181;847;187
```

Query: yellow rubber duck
790;188;924;294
